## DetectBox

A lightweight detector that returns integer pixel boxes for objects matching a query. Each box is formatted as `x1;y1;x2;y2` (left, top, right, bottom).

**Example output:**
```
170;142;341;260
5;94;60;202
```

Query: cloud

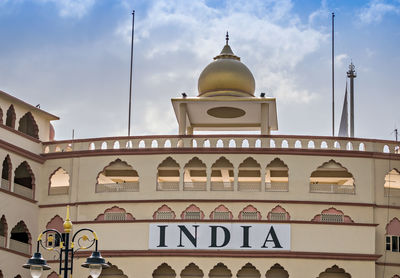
358;0;400;24
335;53;349;67
36;0;95;18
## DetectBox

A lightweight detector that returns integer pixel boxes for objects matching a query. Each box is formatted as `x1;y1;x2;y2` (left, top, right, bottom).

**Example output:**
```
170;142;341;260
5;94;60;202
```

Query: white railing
384;188;400;197
238;182;261;191
13;183;33;199
0;235;5;247
183;182;207;191
310;183;355;194
49;186;69;195
211;182;234;191
0;178;9;190
157;182;179;191
104;212;126;221
42;135;400;155
96;182;139;193
9;239;30;254
266;182;289;192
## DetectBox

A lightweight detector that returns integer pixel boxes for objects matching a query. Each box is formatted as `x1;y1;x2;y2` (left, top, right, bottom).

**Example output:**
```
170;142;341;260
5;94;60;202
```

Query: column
179;103;187;135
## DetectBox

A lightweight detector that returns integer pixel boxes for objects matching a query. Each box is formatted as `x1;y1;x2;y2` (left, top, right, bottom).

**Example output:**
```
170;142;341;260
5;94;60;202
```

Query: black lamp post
23;206;109;278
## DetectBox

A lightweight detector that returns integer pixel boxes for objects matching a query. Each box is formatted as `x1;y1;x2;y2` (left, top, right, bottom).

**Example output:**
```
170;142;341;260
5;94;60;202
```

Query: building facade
0;41;400;278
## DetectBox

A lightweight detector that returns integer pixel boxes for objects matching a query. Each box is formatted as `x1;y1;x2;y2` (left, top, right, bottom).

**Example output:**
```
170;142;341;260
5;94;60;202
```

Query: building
0;38;400;278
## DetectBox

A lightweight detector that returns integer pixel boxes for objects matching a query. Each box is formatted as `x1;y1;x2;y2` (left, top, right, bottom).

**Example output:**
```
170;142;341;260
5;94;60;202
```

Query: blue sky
0;0;399;140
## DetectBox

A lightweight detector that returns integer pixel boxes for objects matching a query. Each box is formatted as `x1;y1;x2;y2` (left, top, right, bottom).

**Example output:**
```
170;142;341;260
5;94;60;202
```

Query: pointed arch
0;215;7;248
44;215;64;248
153;204;176;220
96;159;139;193
209;263;232;278
238;157;261;192
13;161;35;199
18;112;39;139
181;204;204;220
211;157;234;191
310;160;355;194
385;217;400;252
265;264;288;278
184;157;207;191
47;271;59;278
266;158;289;192
317;265;351;278
99;263;128;277
95;206;134;221
6;104;16;128
10;220;31;254
152;263;176;278
237;263;260;278
157;157;180;191
1;155;12;191
384;169;400;197
0;106;3;124
311;207;353;223
210;205;233;220
239;205;261;220
267;205;290;221
49;167;70;195
181;263;203;278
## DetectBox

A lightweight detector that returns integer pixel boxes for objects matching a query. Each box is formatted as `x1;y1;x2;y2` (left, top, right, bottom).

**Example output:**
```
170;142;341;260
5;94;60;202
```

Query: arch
164;140;172;148
209;205;233;220
191;139;198;148
270;139;276;148
384;169;400;196
317;265;351;278
6;104;16;128
265;264;288;278
96;159;139;193
238;157;261;191
89;142;95;150
334;141;341;149
184;157;207;191
14;275;22;278
239;205;261;220
101;142;108;150
386;217;400;235
0;270;2;278
181;204;204;220
309;160;355;194
229;139;236;148
139;140;145;148
153;204;176;220
13;161;35;199
18;112;39;139
216;139;224;148
386;218;400;252
267;205;290;221
311;207;353;223
153;263;176;278
49;167;70;195
237;263;260;278
211;157;234;191
152;140;158;148
203;139;210;148
157;157;180;191
308;140;315;149
209;263;232;278
346;142;353;150
47;271;59;278
242;139;249;148
95;206;134;221
265;158;289;192
0;106;2;124
1;155;12;190
45;215;64;248
181;263;203;278
255;139;261;148
99;263;128;277
321;141;328;149
0;215;7;247
281;140;288;148
10;220;31;254
359;142;365;151
294;140;302;148
384;145;390;153
113;141;120;149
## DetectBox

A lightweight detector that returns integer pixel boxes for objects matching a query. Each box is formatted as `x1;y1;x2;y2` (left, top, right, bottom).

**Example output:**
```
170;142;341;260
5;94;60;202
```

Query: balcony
13;183;33;199
157;181;179;191
211;181;234;191
0;235;5;248
9;239;30;254
49;186;69;195
266;182;289;192
384;187;400;197
183;181;206;191
238;182;261;191
310;183;355;194
0;178;9;190
96;182;139;193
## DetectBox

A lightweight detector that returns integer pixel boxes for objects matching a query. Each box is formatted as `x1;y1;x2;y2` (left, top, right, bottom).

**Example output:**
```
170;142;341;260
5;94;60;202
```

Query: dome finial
226;31;229;45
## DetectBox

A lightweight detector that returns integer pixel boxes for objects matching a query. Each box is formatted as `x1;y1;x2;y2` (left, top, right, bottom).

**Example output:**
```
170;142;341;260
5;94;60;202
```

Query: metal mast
331;12;335;136
347;62;356;137
128;10;135;136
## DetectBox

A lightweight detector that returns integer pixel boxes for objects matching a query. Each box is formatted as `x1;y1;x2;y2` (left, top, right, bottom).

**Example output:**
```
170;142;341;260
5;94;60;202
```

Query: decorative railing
42;135;400;155
266;182;289;192
211;181;234;191
9;239;30;254
310;183;355;194
183;182;207;191
13;183;33;199
384;188;400;197
157;182;179;191
0;235;5;248
0;178;9;190
238;182;261;191
49;186;69;195
96;182;139;193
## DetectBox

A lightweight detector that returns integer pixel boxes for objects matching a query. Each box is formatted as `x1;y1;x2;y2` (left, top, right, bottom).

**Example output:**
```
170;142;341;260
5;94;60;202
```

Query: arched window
237;263;260;278
317;265;351;278
13;161;34;199
157;157;180;191
181;263;203;278
153;263;176;278
209;263;231;278
45;215;64;248
153;205;176;220
18;112;39;139
211;157;234;191
47;271;59;278
384;169;400;197
0;106;3;124
310;160;355;194
95;206;134;221
96;159;139;193
266;158;289;192
210;205;233;220
265;264;289;278
181;204;204;220
238;205;261;220
99;264;128;277
5;105;16;128
1;155;11;191
311;208;353;223
267;205;290;221
49;168;70;195
238;157;261;191
0;215;7;248
183;157;206;191
10;221;31;254
386;218;400;252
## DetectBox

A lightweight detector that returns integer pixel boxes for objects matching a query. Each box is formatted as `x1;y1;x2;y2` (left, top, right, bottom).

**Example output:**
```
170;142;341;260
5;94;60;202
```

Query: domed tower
172;34;278;135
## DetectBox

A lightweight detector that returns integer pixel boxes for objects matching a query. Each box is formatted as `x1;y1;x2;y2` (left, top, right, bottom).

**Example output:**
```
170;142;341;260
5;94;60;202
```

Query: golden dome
198;37;255;97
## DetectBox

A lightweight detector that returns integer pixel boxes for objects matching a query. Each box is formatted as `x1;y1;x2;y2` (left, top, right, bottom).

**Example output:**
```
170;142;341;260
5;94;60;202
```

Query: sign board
149;223;290;250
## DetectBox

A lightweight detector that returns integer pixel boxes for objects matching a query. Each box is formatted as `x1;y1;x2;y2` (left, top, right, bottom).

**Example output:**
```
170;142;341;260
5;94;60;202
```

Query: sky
0;0;399;141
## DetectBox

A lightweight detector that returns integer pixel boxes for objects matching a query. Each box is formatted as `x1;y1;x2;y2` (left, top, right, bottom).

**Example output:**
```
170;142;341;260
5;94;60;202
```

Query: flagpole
128;10;135;136
332;12;335;137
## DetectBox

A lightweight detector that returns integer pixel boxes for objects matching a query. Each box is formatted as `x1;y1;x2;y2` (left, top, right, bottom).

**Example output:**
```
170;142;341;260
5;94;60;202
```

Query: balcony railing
183;182;206;191
310;183;355;194
211;181;234;191
49;186;69;195
238;182;261;191
266;182;289;192
13;183;33;199
384;188;400;197
9;239;30;254
157;181;179;191
96;182;139;193
0;178;9;190
0;235;5;248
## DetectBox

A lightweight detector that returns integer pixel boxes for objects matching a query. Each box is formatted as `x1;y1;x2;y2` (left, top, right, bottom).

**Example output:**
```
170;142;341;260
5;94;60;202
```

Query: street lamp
23;206;109;278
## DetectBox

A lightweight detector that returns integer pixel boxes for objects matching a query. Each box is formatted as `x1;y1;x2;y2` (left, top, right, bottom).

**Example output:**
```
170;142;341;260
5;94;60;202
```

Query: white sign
149;223;290;250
